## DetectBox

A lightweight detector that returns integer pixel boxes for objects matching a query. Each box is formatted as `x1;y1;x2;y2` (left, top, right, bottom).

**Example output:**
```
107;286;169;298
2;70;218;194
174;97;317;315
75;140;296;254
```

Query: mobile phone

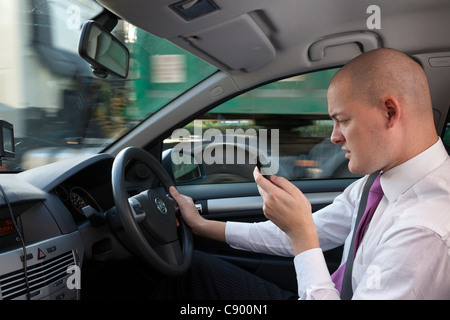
256;154;271;180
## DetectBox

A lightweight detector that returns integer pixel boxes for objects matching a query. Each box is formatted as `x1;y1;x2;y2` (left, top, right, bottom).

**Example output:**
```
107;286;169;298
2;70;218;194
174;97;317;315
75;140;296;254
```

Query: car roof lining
97;0;450;76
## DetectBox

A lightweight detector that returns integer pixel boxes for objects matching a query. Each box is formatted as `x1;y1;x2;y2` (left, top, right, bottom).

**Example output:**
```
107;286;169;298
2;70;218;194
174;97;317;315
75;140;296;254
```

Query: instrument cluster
54;185;103;222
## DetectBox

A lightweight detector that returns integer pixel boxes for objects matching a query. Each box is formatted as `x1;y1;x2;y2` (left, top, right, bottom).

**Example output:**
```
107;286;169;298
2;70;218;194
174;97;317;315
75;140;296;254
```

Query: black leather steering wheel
111;146;193;276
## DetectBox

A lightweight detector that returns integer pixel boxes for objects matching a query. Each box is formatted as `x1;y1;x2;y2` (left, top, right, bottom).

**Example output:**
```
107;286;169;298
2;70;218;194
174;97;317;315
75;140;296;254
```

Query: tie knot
369;174;383;196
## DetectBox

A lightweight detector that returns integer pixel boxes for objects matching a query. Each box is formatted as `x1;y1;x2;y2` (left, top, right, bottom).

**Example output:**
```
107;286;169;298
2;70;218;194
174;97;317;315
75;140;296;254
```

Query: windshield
0;0;218;172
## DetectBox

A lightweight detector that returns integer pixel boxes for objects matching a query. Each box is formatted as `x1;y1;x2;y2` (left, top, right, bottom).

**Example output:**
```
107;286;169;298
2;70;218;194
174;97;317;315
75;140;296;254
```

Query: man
169;48;450;299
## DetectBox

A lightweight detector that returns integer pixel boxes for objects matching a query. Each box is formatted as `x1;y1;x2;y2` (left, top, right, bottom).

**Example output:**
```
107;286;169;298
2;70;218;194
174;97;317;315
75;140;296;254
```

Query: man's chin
348;162;371;176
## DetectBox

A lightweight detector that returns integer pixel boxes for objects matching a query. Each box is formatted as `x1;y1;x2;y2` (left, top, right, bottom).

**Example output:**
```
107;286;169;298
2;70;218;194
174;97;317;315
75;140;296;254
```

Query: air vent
0;251;75;300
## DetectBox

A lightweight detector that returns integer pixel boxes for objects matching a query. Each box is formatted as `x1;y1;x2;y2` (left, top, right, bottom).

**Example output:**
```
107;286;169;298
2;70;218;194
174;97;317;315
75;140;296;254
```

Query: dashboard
0;153;144;300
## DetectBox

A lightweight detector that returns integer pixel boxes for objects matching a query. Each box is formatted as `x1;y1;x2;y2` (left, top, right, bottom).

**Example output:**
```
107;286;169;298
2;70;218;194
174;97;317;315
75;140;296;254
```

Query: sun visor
181;14;275;72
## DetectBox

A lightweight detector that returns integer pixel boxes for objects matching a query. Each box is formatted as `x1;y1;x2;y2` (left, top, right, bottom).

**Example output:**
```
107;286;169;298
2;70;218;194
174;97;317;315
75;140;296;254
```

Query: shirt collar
380;138;448;203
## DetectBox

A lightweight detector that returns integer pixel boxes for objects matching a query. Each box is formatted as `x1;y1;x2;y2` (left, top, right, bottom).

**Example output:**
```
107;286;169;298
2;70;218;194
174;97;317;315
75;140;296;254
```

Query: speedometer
70;191;87;213
69;187;102;215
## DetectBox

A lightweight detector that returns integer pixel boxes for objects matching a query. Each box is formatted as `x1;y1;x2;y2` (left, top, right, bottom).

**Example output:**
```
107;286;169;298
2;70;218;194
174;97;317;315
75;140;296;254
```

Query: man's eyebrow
329;112;344;119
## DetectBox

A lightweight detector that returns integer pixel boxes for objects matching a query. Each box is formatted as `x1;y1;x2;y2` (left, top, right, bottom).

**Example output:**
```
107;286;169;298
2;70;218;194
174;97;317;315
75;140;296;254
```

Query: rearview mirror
0;119;15;162
78;20;129;79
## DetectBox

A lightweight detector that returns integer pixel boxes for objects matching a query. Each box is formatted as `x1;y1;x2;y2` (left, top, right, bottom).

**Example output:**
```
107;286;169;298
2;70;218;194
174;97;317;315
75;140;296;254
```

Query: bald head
329;48;433;119
327;48;438;173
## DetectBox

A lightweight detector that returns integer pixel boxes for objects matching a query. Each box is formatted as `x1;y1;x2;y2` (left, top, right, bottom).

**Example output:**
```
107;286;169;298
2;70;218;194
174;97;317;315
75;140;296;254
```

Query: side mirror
162;149;204;184
78;20;129;79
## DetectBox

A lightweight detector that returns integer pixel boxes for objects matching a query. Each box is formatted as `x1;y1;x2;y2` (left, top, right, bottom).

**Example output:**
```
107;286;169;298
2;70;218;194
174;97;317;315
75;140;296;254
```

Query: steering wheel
111;146;193;276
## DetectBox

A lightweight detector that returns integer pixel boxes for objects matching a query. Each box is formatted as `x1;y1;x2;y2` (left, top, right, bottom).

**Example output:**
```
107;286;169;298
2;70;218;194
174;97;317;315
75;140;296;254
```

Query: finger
270;175;304;198
253;167;270;197
169;186;189;208
253;166;277;190
169;186;181;199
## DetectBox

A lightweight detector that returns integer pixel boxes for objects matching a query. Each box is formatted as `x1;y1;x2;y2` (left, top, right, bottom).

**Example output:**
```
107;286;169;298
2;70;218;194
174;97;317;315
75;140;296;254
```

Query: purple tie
331;174;383;294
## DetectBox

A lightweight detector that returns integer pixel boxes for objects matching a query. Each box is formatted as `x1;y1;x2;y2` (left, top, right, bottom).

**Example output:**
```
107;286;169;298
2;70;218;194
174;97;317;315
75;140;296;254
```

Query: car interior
0;0;449;300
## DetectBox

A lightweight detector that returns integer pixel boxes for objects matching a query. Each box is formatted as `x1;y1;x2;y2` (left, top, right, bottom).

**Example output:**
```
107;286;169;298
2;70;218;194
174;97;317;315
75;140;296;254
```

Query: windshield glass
0;0;218;171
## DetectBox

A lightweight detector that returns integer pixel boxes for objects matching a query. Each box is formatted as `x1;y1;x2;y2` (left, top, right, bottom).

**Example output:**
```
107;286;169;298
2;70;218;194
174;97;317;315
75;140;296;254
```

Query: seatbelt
340;170;381;300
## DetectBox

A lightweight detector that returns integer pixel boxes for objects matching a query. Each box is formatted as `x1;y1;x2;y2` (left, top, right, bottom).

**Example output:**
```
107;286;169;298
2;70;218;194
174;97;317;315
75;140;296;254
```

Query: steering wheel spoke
155;241;183;266
128;197;146;223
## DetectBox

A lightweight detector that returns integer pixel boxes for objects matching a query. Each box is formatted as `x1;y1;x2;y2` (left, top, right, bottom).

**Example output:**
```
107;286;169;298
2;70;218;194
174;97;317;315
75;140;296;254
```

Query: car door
161;68;360;293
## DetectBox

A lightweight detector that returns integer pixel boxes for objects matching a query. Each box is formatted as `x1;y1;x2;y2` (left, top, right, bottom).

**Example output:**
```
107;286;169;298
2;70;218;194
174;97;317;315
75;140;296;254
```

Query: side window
163;68;359;184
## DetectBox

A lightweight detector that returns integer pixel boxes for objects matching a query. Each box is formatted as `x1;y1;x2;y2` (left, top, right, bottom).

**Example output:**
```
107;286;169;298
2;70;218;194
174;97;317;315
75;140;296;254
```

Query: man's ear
383;97;401;128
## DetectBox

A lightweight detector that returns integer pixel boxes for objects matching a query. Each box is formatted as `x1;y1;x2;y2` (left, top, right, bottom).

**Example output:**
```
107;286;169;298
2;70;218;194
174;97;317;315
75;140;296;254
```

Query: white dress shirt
225;138;450;299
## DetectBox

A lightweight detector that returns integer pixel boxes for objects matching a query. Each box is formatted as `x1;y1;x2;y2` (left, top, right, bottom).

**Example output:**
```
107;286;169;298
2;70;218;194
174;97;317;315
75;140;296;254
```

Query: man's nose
330;125;345;145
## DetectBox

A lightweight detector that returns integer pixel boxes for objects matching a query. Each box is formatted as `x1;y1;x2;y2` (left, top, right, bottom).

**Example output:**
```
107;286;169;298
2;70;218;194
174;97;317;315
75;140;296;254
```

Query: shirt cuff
225;221;252;250
294;248;340;299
